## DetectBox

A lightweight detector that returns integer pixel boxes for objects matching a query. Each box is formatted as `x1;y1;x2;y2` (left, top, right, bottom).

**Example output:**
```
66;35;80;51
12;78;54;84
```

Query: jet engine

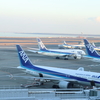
58;81;73;88
74;54;82;59
52;81;73;88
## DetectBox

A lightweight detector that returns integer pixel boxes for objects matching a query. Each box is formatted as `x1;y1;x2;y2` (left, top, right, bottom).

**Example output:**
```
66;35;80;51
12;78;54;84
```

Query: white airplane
16;45;100;88
58;41;85;49
84;39;100;59
91;43;100;52
28;38;86;60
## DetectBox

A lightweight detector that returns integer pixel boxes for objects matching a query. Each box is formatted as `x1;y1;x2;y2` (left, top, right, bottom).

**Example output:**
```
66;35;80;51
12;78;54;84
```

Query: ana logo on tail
19;51;29;63
39;41;45;49
86;44;95;53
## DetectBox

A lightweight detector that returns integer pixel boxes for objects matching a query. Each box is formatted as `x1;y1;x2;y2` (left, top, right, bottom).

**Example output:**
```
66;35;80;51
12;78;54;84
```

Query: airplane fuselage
38;49;85;57
19;65;100;87
58;44;85;49
16;44;100;88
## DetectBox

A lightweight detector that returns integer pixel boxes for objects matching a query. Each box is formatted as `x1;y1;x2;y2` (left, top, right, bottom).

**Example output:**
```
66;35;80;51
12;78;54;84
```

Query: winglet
37;38;47;51
16;45;33;67
83;39;100;58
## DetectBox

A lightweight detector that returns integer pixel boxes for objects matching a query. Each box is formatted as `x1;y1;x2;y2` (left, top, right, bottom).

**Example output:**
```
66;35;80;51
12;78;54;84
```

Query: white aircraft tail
63;41;67;45
37;38;47;51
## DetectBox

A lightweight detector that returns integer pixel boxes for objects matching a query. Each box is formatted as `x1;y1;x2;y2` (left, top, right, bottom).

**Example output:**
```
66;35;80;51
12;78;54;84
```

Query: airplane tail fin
63;41;67;45
16;45;34;68
37;38;47;51
83;39;100;58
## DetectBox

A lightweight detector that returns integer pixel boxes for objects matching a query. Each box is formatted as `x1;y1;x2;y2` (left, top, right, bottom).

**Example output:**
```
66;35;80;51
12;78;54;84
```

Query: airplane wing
27;47;40;53
28;49;38;53
27;47;39;50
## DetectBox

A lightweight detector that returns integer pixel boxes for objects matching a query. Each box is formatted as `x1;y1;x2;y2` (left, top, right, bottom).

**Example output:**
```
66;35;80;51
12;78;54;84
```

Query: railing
0;88;99;99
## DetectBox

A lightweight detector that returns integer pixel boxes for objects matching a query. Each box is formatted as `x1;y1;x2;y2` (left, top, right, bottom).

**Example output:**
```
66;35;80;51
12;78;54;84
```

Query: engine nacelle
74;54;82;59
58;81;73;88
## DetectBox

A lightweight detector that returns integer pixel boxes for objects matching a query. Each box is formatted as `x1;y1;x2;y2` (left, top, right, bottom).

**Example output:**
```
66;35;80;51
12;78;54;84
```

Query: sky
0;0;100;35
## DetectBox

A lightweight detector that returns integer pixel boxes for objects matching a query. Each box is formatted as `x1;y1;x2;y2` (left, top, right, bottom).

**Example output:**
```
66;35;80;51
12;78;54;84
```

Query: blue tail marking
16;45;67;78
37;38;47;51
16;45;52;73
63;41;67;45
83;39;100;58
16;45;34;67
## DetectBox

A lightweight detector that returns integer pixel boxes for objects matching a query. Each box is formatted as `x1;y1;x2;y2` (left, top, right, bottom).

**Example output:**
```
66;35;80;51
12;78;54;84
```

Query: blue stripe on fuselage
21;64;97;84
39;49;73;55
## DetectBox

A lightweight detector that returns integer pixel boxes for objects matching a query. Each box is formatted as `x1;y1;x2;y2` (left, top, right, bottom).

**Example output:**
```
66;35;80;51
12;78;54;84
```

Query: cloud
88;17;100;22
96;17;100;22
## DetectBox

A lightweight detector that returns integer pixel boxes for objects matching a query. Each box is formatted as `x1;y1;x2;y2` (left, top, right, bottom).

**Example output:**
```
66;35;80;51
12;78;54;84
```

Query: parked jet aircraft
92;43;100;52
84;39;100;59
58;41;85;49
16;45;100;88
28;38;86;60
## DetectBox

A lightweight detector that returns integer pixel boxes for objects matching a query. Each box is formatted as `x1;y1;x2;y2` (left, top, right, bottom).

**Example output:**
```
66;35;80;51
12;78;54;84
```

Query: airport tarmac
0;44;100;89
0;37;100;89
